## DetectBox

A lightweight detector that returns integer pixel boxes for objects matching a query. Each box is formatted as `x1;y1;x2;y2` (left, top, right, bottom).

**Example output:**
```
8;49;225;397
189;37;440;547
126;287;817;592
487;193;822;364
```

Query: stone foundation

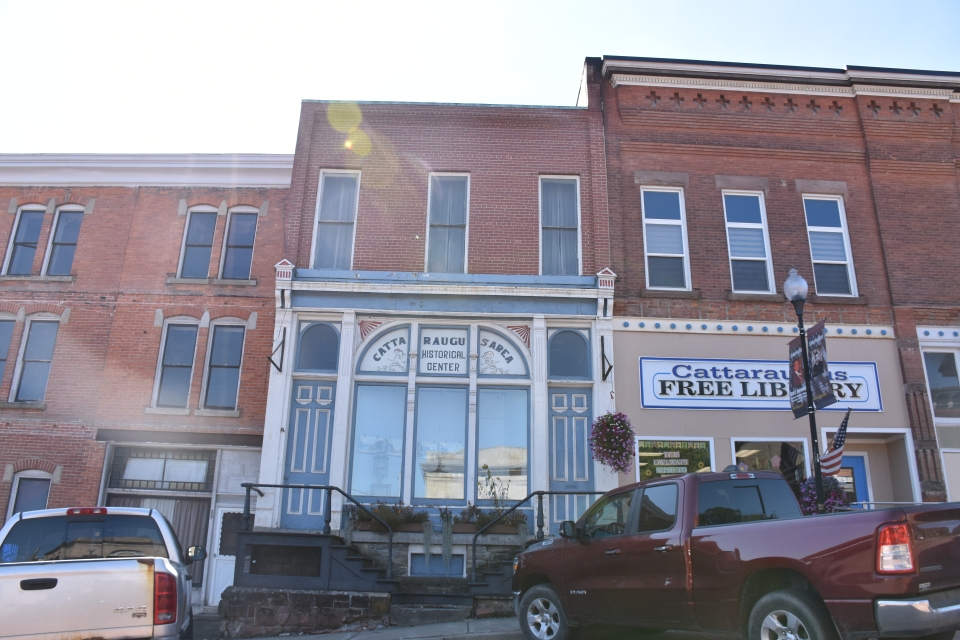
218;587;390;638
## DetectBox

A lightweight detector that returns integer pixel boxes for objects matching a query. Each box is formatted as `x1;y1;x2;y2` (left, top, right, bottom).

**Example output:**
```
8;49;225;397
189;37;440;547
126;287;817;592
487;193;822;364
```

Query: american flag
821;409;851;476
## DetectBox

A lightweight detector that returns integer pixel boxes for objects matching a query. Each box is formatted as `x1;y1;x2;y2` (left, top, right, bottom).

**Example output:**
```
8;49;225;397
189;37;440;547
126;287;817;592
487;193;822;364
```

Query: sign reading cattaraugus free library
639;357;882;411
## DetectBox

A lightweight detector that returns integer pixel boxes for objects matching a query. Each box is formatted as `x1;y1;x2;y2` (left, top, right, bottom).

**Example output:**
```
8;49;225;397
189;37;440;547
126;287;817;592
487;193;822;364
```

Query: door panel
205;508;243;606
839;455;870;506
281;381;335;529
549;388;593;532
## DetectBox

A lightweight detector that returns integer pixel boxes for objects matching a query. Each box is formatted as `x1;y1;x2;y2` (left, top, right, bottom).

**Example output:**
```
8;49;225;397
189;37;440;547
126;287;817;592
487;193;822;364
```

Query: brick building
0;153;291;606
592;56;960;504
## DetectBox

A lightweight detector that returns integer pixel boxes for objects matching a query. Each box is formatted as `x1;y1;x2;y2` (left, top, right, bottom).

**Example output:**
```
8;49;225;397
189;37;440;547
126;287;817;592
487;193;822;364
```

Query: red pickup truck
512;471;960;640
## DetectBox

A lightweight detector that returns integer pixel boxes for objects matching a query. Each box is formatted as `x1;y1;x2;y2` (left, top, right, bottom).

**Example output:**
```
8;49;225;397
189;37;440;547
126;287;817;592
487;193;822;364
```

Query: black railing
470;490;604;582
240;482;395;580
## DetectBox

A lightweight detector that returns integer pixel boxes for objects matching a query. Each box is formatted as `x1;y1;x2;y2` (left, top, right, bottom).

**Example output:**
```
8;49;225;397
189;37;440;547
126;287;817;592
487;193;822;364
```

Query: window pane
227;213;257;246
637;484;678;533
163;325;198;366
319;175;359;222
582;492;633;538
427;225;466;273
645;223;683;255
351;385;406;497
123;458;165;481
647;256;686;289
558;228;578;275
414;387;467;499
0;320;14;381
314;222;354;269
478;389;528;500
47;245;77;276
924;352;960;418
724;195;763;224
731;260;770;292
757;480;802;520
549;330;589;378
13;478;50;514
53;212;83;244
642;191;681;220
206;368;240;409
541;229;561;275
804;199;842;228
16;362;51;402
47;212;83;276
297;324;340;371
210;326;244;367
430;176;468;225
157;367;192;407
9;211;44;275
221;248;253;279
181;246;211;278
809;231;847;262
728;227;767;258
24;321;58;361
186;212;216;244
541;179;578;228
163;459;208;483
813;263;852;295
1;516;67;563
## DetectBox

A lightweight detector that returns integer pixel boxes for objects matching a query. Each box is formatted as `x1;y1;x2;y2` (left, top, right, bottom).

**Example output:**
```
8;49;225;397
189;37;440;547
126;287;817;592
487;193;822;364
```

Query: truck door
620;482;694;629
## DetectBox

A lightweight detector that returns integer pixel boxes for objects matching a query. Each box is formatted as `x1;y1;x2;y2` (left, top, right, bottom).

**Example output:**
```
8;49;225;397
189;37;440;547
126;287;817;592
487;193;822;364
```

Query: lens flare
344;129;371;156
327;102;362;132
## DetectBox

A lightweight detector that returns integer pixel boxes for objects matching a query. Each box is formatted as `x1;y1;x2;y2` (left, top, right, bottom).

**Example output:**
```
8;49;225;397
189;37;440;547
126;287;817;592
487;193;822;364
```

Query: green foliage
353;500;429;533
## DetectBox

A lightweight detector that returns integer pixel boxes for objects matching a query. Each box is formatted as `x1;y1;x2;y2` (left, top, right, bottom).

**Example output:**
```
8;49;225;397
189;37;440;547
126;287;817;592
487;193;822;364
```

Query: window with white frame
178;207;217;279
313;172;360;269
7;470;51;518
923;351;960;419
13;318;59;403
540;177;580;276
219;209;258;280
723;192;774;293
4;207;45;276
641;188;690;290
803;196;857;296
0;319;14;382
42;206;84;276
202;323;245;410
154;321;199;408
426;175;469;273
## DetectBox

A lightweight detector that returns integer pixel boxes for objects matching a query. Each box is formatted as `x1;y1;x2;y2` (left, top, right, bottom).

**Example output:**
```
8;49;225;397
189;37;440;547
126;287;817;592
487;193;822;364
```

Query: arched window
549;330;589;379
297;323;340;372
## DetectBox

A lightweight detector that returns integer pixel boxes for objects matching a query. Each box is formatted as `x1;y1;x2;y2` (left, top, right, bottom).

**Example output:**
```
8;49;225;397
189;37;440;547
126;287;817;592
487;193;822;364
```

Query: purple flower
588;412;635;475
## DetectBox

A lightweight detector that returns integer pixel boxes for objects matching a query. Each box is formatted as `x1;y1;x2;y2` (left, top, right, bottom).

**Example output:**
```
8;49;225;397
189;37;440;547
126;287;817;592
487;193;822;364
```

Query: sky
2;0;959;154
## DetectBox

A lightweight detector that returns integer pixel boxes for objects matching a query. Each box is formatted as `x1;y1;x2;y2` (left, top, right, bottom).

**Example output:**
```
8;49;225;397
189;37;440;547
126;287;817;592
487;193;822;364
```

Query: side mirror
559;521;577;538
187;545;207;564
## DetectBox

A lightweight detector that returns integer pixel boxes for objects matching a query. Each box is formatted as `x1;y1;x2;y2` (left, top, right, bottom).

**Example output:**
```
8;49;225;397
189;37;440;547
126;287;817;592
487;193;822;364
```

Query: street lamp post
783;268;826;514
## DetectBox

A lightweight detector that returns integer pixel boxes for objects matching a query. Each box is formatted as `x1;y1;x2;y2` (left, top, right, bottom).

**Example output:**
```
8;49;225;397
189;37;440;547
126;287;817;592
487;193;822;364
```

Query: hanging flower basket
799;476;846;515
588;412;635;474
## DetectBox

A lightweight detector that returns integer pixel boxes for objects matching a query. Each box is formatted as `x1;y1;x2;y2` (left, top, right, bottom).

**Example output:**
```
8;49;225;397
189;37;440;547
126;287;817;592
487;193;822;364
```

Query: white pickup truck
0;506;206;640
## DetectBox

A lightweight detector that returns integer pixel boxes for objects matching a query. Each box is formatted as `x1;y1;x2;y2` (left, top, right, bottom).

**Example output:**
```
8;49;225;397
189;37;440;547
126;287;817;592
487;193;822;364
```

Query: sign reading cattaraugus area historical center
640;357;882;411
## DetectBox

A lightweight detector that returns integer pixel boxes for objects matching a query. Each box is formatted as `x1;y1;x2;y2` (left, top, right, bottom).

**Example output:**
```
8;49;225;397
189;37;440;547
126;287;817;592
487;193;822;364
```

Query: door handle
654;545;675;553
20;578;57;591
605;549;621;555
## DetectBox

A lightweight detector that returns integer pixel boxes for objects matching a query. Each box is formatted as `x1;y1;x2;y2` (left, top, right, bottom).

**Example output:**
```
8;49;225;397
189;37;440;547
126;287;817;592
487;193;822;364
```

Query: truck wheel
519;585;574;640
748;589;838;640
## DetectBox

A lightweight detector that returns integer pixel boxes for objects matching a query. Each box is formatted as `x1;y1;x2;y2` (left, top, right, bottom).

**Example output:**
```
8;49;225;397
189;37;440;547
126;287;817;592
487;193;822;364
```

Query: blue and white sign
640;357;882;412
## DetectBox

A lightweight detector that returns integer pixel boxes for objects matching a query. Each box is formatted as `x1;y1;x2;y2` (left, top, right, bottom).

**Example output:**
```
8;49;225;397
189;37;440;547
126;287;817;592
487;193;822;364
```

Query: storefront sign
639;357;882;411
635;439;713;481
478;329;527;376
359;327;409;373
789;320;837;418
419;327;468;375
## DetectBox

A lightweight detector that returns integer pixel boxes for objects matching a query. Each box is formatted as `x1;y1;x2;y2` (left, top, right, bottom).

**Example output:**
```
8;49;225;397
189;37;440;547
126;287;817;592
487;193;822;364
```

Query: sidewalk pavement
252;617;523;640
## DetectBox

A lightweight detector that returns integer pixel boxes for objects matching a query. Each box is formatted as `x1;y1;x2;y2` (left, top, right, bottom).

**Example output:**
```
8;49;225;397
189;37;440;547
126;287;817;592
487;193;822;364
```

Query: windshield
1;515;169;563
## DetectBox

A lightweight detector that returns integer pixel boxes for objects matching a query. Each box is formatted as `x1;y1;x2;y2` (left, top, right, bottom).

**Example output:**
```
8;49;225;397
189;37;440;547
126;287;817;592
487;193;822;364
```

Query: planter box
452;523;478;534
352;521;425;533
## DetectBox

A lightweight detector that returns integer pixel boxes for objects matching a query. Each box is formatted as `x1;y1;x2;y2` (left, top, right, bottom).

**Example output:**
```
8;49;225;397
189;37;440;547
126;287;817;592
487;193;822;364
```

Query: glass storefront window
733;440;807;484
635;439;712;481
414;387;467;500
477;388;528;500
923;352;960;418
351;385;406;497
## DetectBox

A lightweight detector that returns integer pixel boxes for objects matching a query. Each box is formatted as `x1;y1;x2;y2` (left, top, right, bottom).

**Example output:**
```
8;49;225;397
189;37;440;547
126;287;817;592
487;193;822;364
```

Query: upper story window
219;208;258;280
3;208;45;275
7;470;52;519
13;318;59;403
803;196;857;297
540;177;580;276
548;329;589;379
0;319;13;382
42;207;84;276
722;192;774;294
641;188;690;290
202;323;246;410
426;175;469;273
297;322;340;372
154;321;199;408
313;172;360;269
178;207;217;279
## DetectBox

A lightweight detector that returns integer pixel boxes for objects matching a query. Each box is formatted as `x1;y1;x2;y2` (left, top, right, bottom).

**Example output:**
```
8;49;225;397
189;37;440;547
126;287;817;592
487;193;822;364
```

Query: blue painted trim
294;268;597;289
290;291;599;316
477;327;530;379
294;321;340;373
348;382;409;501
355;324;410;376
474;386;532;504
548;329;592;381
417;325;470;378
411;385;471;505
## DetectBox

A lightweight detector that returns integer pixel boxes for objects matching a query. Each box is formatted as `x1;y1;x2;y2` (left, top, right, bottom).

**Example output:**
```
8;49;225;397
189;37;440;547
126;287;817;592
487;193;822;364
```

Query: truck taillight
154;573;177;625
877;523;914;574
67;507;107;515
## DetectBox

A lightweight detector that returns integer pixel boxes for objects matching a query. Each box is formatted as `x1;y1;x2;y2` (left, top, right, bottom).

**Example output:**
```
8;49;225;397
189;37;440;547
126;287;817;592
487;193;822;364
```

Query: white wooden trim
6;469;52;520
639;186;692;291
722;190;776;294
820;426;922;502
217;206;260;280
3;206;46;276
802;195;859;298
177;205;218;278
538;175;582;277
424;173;470;274
310;170;361;270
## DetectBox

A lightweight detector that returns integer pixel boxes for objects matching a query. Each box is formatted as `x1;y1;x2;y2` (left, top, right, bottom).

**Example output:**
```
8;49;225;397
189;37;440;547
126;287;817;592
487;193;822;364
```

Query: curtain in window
541;179;579;275
427;176;468;273
315;175;358;269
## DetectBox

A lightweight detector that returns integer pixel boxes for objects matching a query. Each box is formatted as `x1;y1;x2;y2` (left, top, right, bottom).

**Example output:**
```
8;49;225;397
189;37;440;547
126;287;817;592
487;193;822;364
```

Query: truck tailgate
0;557;155;640
907;503;960;593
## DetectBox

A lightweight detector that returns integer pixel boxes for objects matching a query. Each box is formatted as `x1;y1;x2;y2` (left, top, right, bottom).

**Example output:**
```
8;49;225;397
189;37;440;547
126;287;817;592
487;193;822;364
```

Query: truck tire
519;584;575;640
748;589;838;640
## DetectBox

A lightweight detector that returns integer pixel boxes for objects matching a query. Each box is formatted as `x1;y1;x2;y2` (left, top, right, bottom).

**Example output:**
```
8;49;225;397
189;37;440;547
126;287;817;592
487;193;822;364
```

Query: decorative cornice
290;279;602;300
917;326;960;342
616;317;894;339
0;154;294;188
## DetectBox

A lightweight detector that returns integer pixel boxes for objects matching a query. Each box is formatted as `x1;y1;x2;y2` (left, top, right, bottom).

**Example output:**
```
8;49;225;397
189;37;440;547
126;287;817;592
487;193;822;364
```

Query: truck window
0;515;169;563
637;484;678;533
697;479;802;527
581;491;634;538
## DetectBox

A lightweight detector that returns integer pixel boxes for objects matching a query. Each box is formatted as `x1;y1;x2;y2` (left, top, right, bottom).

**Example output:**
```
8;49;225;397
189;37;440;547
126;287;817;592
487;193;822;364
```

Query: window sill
0;401;45;410
810;294;868;306
641;288;701;300
144;407;190;416
165;277;258;286
727;291;784;303
0;275;75;283
166;276;210;285
212;278;257;286
194;408;241;418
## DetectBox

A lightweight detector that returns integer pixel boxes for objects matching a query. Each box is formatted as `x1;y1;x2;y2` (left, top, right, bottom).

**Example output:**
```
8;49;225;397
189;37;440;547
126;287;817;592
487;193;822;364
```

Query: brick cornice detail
12;458;57;474
208;307;252;321
163;306;205;320
23;303;68;317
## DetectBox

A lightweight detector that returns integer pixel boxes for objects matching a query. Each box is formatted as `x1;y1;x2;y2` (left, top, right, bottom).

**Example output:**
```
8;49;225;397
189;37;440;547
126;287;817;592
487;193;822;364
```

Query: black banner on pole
789;320;837;418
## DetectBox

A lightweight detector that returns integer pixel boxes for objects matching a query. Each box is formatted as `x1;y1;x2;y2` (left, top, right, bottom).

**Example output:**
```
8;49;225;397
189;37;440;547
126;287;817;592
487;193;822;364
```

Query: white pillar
327;311;356;527
530;315;549;508
593;315;618;493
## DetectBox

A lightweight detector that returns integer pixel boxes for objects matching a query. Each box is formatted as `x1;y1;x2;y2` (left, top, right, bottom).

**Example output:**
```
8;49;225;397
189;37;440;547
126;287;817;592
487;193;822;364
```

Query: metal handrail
470;490;604;582
240;482;395;580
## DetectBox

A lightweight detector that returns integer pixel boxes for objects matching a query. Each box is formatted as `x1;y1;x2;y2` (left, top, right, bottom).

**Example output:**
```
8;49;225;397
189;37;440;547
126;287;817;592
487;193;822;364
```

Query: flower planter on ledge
352;521;425;533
